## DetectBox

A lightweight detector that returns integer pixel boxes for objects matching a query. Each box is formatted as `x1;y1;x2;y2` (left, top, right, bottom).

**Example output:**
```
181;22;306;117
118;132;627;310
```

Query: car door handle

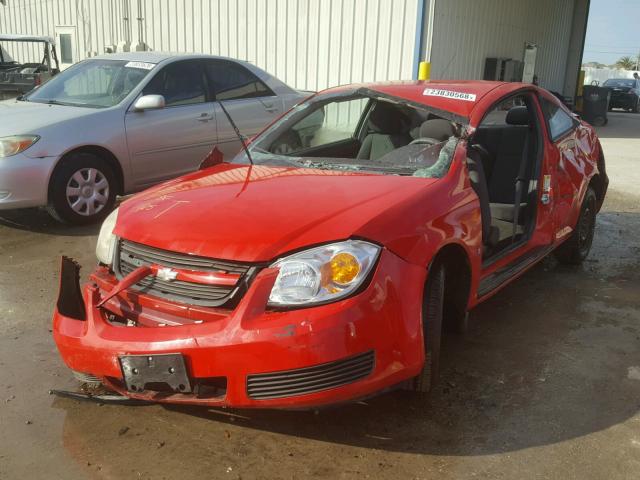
197;113;214;122
261;102;279;113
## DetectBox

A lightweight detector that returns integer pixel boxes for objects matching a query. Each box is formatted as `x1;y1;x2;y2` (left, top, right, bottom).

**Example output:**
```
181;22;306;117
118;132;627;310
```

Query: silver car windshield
25;59;153;108
233;92;461;178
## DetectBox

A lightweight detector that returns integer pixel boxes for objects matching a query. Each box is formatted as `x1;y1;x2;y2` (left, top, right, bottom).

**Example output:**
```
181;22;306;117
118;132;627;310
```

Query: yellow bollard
418;61;431;81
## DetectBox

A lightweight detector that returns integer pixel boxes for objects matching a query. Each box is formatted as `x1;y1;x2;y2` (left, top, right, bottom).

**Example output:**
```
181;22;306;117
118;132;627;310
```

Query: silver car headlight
268;240;381;306
95;208;119;265
0;135;39;157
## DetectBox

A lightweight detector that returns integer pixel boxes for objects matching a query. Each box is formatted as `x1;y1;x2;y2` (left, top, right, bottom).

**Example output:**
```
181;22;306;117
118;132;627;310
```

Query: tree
616;56;636;70
583;61;607;69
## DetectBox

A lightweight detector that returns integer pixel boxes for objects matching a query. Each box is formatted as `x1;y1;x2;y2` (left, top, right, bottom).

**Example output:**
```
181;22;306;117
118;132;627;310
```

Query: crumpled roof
0;34;55;44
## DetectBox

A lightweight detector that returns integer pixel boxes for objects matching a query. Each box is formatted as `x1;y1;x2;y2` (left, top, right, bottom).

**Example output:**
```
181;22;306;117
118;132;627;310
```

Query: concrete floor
0;112;639;480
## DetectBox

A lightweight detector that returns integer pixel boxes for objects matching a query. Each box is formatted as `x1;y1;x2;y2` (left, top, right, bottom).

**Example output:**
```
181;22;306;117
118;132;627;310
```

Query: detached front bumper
52;250;426;409
0;153;58;209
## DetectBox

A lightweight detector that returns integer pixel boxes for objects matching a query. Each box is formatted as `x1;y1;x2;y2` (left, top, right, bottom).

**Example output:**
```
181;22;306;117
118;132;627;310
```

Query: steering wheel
409;137;441;146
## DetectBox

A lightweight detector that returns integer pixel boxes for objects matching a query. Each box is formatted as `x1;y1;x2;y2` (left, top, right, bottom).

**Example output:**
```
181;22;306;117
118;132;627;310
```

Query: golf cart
0;34;60;100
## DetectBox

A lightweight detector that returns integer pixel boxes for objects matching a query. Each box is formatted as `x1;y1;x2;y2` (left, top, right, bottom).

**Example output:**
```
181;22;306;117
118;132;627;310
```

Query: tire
412;261;445;393
47;153;118;225
554;188;597;265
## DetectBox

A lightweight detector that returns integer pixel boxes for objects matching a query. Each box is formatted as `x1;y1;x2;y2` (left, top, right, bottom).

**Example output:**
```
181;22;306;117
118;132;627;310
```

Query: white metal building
0;0;590;97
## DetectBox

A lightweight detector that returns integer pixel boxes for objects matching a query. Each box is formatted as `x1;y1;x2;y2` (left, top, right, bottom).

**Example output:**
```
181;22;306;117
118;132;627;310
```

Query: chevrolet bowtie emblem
156;267;178;282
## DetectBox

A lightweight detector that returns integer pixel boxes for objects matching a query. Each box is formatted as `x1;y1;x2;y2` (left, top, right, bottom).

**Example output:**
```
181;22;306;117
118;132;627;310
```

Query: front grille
246;351;375;400
115;239;255;307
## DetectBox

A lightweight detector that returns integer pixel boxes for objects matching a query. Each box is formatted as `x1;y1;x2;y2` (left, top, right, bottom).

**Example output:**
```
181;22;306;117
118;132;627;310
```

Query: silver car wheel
65;168;110;216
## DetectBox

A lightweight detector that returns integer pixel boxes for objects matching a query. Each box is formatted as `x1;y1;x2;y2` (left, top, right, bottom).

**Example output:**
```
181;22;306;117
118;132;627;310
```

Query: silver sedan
0;52;307;224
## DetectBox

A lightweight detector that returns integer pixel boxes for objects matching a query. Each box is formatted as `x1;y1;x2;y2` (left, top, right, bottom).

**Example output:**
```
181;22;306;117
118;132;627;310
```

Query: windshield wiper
32;99;102;108
29;99;69;106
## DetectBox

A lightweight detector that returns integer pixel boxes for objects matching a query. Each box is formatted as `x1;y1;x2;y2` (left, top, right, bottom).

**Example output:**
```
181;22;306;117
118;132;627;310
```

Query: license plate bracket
119;354;192;393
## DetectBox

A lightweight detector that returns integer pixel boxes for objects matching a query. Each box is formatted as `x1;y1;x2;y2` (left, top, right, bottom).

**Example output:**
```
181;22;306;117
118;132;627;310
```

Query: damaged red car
53;80;607;408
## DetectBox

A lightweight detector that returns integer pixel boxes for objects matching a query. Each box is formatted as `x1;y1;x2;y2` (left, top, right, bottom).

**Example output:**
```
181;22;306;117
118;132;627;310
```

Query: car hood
115;163;438;262
0;99;99;136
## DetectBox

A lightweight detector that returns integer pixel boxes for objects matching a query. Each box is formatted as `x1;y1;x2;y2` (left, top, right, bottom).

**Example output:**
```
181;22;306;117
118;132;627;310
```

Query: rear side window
480;95;528;126
143;60;207;107
204;60;274;101
540;97;576;141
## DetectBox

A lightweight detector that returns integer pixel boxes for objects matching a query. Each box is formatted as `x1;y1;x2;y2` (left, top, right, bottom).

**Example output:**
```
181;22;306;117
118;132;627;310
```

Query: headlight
95;208;119;265
268;240;381;306
0;135;39;157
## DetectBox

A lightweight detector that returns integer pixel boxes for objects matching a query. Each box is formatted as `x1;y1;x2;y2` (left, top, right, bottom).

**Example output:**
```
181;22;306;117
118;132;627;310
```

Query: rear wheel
412;262;445;393
47;153;117;225
555;188;597;265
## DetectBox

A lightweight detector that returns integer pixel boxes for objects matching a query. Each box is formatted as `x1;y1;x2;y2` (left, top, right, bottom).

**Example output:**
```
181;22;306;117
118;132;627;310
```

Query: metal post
413;0;437;80
412;0;427;80
44;43;51;71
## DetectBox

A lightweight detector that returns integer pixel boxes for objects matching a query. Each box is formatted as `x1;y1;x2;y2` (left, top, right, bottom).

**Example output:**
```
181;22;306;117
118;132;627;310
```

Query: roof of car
91;51;238;63
323;80;524;121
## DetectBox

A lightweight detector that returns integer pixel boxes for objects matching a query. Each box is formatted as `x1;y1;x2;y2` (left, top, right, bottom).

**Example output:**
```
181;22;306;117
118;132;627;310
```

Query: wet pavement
1;112;639;479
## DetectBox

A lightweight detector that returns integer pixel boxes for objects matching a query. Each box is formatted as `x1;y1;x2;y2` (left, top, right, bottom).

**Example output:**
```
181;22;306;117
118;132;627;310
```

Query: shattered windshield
233;92;462;178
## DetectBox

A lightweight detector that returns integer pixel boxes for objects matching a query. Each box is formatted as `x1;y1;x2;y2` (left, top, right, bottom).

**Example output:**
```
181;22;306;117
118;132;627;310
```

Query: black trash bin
581;85;610;126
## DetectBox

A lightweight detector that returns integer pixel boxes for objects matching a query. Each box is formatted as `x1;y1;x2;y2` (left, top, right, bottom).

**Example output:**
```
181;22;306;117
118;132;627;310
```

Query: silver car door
125;60;217;187
204;59;281;160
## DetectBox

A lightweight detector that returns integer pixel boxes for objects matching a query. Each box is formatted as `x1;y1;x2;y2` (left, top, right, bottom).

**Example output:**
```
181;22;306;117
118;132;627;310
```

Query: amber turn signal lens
330;252;361;285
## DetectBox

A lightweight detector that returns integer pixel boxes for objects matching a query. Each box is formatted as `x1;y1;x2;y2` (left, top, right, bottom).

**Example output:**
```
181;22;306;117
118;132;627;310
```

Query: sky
583;0;640;65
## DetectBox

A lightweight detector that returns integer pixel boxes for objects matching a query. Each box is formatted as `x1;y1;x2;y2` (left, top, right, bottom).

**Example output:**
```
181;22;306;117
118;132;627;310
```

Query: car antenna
217;100;254;165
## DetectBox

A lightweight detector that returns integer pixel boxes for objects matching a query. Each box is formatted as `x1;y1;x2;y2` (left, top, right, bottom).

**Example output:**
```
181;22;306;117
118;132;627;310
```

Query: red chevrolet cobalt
53;81;607;408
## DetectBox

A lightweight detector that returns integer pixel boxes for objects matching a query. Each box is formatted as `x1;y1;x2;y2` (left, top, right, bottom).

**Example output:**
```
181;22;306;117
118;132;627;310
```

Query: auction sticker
125;61;156;70
423;88;476;102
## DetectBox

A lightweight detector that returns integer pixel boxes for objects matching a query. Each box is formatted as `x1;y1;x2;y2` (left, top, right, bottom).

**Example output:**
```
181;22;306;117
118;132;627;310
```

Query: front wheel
412;262;445;393
47;153;117;225
555;188;597;265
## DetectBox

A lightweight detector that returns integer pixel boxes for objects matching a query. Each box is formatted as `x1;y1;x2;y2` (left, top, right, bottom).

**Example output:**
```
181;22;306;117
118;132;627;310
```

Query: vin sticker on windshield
125;61;156;70
423;88;476;102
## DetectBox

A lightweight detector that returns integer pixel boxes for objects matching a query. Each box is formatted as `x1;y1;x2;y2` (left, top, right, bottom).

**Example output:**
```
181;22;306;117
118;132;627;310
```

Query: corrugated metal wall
0;0;420;92
0;0;585;94
428;0;576;93
0;0;125;65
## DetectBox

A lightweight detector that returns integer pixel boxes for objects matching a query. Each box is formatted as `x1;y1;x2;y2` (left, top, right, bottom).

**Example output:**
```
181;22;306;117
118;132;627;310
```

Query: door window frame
472;89;547;265
138;59;212;110
203;59;276;101
538;93;579;143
